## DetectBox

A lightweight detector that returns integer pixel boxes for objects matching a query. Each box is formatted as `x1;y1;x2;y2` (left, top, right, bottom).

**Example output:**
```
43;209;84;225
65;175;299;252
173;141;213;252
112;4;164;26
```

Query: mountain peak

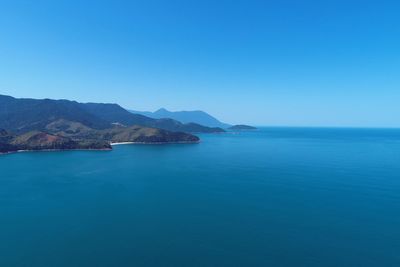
155;108;169;113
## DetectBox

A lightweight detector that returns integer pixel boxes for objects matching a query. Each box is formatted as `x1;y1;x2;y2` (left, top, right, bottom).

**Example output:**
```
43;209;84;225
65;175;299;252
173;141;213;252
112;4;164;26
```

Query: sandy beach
110;142;135;146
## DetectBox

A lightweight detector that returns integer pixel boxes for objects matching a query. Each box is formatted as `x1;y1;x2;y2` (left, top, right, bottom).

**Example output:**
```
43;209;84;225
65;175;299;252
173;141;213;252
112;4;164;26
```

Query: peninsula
0;95;202;154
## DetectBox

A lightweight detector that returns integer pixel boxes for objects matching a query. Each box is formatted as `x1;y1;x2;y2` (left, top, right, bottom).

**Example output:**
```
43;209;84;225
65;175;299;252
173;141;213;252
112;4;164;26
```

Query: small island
228;125;257;130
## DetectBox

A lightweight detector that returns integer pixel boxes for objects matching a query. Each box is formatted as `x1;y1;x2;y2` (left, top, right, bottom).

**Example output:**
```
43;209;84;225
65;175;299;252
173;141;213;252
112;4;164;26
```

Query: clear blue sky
1;0;399;127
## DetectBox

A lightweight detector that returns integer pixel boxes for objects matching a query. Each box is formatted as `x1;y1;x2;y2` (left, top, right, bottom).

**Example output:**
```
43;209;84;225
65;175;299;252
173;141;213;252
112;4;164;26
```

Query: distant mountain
228;125;257;130
82;104;225;133
130;108;231;128
0;95;224;134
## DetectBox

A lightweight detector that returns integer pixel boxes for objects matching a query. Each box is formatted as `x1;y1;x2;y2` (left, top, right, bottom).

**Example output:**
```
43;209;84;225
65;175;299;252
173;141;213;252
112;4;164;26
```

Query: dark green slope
81;103;153;126
0;95;109;132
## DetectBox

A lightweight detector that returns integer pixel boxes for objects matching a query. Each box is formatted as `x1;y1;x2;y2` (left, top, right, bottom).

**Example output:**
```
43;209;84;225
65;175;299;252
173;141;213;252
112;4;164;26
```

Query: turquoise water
1;127;400;266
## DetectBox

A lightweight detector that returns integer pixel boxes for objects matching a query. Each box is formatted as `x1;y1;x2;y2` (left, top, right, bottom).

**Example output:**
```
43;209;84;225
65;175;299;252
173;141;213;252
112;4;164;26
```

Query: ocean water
0;127;400;267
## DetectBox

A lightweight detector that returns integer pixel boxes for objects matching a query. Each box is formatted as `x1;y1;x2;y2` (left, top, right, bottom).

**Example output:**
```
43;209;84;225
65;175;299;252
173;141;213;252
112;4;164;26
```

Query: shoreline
0;147;112;156
110;140;200;145
1;140;200;155
110;142;135;146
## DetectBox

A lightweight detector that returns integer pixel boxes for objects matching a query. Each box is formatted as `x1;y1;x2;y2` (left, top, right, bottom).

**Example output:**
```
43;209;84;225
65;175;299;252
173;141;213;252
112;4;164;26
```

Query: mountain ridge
0;95;224;134
130;108;231;128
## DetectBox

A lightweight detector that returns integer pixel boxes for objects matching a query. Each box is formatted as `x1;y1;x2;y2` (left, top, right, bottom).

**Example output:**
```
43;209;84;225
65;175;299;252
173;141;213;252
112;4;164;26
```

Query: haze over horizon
1;0;399;127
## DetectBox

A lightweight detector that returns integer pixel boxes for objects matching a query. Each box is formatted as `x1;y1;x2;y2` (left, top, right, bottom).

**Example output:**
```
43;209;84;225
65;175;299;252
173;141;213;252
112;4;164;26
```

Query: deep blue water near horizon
1;127;400;267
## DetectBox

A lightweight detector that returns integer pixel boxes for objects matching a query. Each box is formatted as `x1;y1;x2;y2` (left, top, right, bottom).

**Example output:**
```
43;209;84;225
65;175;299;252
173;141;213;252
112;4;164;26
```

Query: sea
1;127;399;267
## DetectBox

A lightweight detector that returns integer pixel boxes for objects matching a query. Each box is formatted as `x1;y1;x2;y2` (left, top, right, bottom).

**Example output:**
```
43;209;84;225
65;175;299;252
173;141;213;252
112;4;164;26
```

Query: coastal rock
228;125;257;130
0;129;17;153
